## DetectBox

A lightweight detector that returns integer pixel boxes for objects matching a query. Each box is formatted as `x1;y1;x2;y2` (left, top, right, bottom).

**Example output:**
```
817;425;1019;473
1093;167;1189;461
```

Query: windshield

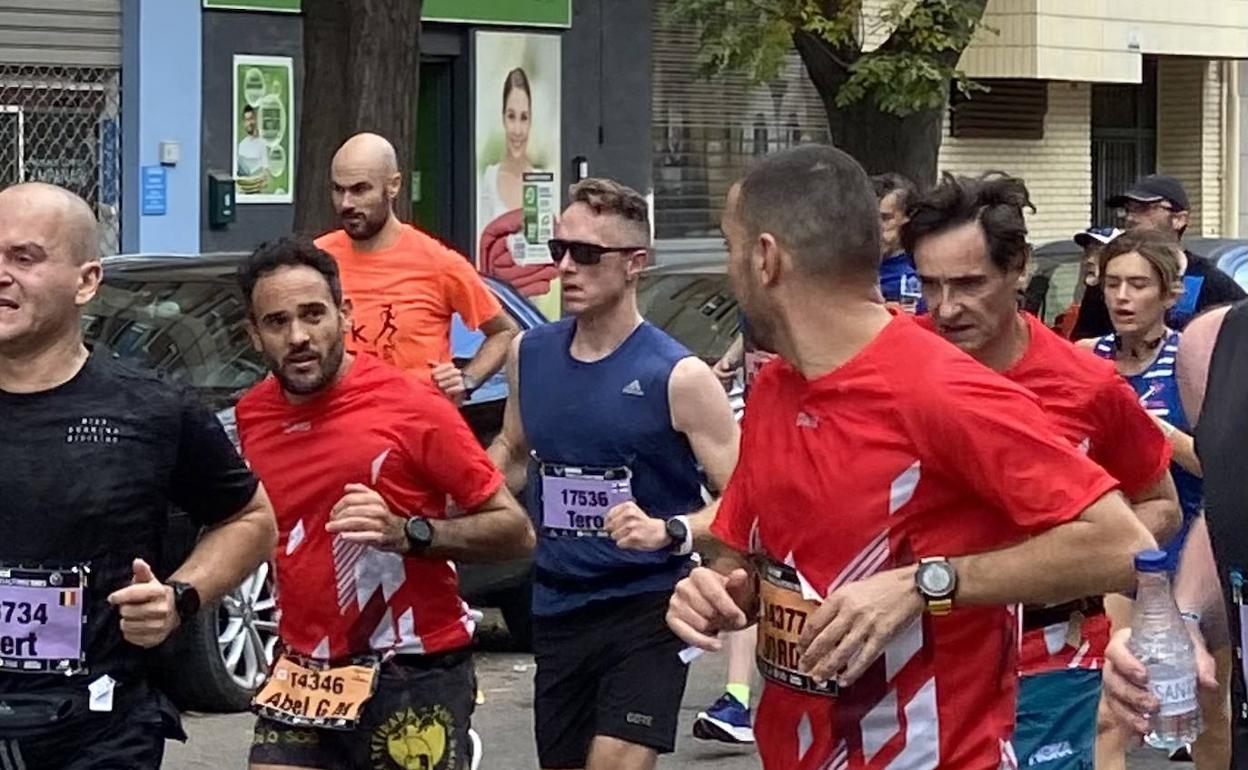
83;277;267;407
637;272;739;361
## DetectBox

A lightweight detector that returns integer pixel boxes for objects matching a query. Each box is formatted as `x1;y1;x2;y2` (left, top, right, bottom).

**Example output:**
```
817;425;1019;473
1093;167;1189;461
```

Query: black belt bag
1022;596;1104;633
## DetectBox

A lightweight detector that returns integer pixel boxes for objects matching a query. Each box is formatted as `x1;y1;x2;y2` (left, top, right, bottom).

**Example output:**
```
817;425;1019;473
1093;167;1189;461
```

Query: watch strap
669;515;693;556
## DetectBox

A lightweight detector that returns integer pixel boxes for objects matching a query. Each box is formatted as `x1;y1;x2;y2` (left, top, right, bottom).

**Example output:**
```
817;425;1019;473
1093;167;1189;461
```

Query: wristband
1180;610;1202;625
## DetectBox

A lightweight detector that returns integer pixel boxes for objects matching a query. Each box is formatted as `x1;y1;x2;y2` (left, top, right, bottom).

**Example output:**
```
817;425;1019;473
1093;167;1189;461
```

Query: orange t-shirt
315;224;503;380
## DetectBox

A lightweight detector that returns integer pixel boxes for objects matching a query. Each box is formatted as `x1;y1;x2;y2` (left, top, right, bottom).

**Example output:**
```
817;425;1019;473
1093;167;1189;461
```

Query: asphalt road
163;616;1185;770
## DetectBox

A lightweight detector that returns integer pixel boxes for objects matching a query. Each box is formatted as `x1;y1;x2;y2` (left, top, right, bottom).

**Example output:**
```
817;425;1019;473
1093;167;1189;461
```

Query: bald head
332;132;398;177
0;183;99;264
330;133;402;242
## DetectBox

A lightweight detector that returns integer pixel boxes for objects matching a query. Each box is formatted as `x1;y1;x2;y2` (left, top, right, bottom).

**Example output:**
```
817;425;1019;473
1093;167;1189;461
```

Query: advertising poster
475;31;561;319
233;55;294;204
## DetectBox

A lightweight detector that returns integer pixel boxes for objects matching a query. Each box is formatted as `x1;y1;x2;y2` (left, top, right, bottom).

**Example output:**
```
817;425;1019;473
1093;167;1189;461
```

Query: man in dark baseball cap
1106;174;1191;234
1072;175;1245;338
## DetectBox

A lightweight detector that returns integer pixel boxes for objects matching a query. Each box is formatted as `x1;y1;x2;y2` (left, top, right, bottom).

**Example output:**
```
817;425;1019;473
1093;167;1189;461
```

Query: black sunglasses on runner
547;238;648;266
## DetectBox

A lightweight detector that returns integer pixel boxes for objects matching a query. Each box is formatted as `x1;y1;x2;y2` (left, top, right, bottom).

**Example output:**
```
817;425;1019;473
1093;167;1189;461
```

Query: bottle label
1150;675;1198;716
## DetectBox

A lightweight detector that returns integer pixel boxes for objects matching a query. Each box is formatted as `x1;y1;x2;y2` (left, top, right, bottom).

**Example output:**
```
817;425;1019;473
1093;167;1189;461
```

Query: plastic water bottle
1127;549;1202;750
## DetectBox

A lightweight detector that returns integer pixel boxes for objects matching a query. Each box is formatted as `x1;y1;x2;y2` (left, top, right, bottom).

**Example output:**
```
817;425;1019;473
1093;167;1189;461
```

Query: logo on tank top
796;411;819;429
621;380;645;397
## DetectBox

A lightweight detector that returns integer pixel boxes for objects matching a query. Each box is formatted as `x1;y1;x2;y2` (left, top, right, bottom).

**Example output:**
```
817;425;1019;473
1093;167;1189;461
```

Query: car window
637;273;740;361
83;278;266;405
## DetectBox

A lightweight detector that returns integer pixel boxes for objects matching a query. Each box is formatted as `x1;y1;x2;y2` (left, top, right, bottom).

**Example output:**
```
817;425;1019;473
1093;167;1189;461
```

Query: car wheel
160;562;279;712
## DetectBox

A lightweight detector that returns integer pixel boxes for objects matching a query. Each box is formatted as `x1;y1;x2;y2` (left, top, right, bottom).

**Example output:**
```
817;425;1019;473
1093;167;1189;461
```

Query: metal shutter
0;0;121;68
652;0;831;241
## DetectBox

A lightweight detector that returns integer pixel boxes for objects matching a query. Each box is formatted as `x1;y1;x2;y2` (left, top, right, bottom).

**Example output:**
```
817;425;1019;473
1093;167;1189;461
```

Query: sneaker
693;692;755;744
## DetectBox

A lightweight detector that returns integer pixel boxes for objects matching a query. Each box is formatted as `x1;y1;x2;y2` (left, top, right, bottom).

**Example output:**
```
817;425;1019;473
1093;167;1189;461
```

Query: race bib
539;463;633;538
756;559;837;696
0;565;87;675
252;654;379;730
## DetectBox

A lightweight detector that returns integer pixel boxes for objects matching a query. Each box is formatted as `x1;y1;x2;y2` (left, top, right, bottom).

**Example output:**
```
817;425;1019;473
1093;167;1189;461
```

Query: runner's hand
711;354;740;387
797;566;924;688
429;361;467;405
667;567;751;651
107;558;180;648
326;483;409;553
604;502;670;551
1102;626;1218;735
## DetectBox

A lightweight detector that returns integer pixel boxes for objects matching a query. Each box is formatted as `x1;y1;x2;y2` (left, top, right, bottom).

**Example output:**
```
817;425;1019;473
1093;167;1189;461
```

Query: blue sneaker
693;692;755;744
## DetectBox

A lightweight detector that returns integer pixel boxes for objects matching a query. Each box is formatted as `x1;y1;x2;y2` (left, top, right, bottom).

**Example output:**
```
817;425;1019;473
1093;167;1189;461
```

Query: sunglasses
547;239;647;266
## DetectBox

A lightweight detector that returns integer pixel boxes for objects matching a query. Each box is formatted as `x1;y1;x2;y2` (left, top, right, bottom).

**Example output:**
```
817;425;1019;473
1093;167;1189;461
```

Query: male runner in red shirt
901;172;1180;770
233;238;534;770
667;146;1156;770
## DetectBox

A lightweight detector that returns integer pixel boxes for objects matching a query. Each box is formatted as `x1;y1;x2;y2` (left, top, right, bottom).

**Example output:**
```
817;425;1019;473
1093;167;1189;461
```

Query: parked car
84;253;546;711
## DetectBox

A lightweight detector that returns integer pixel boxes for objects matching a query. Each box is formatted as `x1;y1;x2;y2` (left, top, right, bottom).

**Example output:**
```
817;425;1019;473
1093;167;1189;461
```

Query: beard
343;205;389;241
268;336;347;397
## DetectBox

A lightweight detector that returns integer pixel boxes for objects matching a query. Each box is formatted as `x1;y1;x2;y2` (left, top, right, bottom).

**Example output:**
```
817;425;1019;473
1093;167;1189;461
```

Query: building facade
651;0;1248;258
6;0;652;261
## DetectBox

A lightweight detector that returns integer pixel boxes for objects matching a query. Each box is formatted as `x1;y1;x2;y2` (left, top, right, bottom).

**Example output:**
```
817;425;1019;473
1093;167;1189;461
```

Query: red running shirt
997;313;1170;674
712;313;1119;770
236;355;503;660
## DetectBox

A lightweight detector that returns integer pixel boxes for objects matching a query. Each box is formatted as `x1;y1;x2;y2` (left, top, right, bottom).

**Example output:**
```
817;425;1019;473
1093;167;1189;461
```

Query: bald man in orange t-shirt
315;133;519;403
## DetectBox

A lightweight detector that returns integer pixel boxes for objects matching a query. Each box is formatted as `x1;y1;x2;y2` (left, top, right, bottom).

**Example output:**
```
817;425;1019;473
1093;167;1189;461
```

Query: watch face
406;517;433;545
918;562;955;597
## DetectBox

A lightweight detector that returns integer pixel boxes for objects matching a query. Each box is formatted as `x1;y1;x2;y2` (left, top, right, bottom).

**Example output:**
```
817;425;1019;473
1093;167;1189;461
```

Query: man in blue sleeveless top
488;178;739;770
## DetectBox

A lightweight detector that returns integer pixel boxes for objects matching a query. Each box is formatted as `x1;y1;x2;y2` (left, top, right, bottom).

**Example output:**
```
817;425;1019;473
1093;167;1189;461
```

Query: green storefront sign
423;0;570;27
203;0;571;27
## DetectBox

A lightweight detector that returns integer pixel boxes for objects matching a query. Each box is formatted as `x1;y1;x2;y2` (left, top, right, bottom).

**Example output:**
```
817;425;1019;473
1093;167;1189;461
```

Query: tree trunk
295;0;423;236
793;30;943;186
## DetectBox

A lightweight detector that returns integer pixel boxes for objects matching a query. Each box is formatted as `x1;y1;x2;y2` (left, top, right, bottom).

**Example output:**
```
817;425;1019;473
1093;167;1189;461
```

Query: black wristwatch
665;516;691;555
462;374;481;396
405;516;436;553
168;581;201;622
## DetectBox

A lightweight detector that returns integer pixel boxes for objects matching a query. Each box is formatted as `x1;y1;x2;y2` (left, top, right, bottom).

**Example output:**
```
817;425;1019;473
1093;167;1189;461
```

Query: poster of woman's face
475;31;562;320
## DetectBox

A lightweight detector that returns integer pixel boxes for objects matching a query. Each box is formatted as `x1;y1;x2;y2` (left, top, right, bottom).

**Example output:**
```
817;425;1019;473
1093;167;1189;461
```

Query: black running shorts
249;650;477;770
533;591;690;768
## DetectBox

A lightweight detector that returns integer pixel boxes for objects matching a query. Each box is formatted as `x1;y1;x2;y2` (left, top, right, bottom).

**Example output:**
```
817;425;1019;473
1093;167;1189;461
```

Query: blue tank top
520;318;704;616
1093;331;1204;571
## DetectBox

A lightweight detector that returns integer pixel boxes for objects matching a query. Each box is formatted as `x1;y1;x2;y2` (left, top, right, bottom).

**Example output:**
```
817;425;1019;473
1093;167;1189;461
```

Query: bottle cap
1134;548;1169;573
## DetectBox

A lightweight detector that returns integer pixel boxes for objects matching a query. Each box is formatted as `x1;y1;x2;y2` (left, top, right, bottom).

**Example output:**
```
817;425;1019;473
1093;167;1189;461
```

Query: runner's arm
605;357;739;551
1173;516;1219;622
1125;471;1182;544
951;491;1155;605
1176;306;1228;424
464;311;519;384
169;485;278;604
487;332;530;494
671;356;741;494
425;485;534;562
1157;420;1202;477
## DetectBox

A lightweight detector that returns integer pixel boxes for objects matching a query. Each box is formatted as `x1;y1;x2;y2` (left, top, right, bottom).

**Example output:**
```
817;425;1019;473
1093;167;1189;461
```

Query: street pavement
164;614;1185;769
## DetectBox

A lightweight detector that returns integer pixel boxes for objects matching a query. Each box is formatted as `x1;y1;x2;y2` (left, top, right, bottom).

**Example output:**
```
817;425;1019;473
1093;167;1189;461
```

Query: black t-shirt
1194;301;1248;759
1072;249;1247;339
0;351;257;700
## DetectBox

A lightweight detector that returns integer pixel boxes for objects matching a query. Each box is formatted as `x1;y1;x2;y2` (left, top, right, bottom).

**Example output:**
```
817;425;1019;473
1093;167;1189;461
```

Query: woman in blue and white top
1081;227;1203;570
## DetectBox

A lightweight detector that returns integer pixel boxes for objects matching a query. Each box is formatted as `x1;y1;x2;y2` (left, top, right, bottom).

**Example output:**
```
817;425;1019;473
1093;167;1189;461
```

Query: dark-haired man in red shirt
902;172;1179;770
233;237;534;770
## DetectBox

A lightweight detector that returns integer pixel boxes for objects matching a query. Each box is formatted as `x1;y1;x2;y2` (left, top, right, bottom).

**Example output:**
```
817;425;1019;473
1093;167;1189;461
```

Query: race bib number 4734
0;565;87;675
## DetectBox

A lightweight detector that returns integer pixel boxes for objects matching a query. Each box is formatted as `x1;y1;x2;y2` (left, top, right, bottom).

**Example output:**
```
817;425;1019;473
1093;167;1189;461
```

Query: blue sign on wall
141;166;167;216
